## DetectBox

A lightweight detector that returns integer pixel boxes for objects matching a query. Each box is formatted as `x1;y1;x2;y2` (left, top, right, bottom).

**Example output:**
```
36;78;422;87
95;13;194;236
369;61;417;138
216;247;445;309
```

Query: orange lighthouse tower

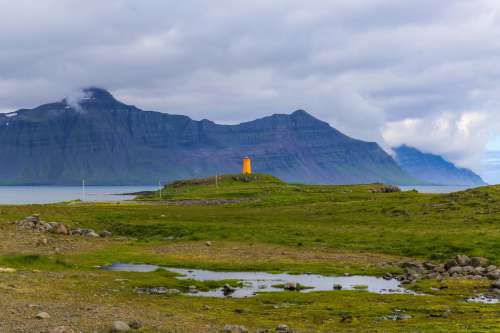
242;156;252;174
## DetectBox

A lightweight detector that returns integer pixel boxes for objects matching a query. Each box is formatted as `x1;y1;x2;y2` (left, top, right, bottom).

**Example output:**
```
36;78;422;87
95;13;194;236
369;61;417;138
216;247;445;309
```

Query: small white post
159;181;162;200
82;179;86;201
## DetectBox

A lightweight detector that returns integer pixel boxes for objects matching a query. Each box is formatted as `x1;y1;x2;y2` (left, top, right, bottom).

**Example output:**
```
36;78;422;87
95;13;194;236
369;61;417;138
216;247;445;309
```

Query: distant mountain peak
393;145;486;186
82;87;115;99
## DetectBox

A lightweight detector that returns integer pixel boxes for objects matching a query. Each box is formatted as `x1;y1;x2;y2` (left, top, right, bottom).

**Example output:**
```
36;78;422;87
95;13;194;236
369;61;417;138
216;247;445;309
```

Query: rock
49;327;75;333
491;280;500;289
86;231;100;238
165;288;181;296
406;273;420;281
223;324;248;333
70;228;83;236
455;255;471;267
205;241;212;247
0;267;16;273
448;266;463;275
470;257;489;268
35;312;51;319
333;284;343;290
486;270;500;280
396;314;412;320
128;321;142;329
486;265;497;272
283;282;298;290
223;284;236;296
111;321;130;332
434;264;445;273
276;324;291;332
99;230;113;237
474;267;486;275
462;266;475;275
402;261;424;273
53;223;69;235
383;273;393;280
423;262;436;270
444;259;458;270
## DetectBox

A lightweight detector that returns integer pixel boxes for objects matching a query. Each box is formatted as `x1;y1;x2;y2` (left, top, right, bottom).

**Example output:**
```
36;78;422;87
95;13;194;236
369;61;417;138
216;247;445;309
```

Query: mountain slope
0;88;414;185
393;145;486;186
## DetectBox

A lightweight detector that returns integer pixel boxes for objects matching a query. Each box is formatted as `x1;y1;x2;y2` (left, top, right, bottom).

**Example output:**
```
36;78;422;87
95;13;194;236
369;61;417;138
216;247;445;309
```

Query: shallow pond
103;263;417;298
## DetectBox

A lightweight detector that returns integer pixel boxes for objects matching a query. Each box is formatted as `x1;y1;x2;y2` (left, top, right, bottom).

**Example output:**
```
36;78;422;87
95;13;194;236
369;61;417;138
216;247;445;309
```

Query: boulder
486;270;500;280
462;266;475;275
470;257;489;268
53;224;69;235
486;265;497;272
111;321;130;332
444;259;458;270
455;255;471;267
448;266;463;275
333;284;343;290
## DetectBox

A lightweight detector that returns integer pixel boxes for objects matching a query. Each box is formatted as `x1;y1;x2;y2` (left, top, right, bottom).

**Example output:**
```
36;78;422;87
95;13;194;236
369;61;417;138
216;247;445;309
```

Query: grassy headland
0;174;498;332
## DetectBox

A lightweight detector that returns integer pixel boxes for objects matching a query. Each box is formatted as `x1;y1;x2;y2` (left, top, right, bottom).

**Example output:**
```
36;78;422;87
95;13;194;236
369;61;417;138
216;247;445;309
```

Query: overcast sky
1;0;500;182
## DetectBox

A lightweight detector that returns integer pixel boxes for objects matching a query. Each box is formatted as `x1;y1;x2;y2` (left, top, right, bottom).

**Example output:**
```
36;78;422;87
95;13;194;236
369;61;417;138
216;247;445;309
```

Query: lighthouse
242;156;252;174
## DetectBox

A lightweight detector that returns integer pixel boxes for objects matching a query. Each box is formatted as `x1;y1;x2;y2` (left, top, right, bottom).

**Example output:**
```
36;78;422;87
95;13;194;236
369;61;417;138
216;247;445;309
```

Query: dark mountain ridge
0;88;415;185
393;145;486;186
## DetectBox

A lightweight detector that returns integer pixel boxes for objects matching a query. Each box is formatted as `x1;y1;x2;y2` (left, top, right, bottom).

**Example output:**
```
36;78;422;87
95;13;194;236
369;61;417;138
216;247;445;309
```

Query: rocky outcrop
398;255;496;284
13;215;112;239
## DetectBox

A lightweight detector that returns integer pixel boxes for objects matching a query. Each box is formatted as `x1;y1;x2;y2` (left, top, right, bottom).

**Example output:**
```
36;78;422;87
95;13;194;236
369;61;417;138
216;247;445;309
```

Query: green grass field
0;174;499;332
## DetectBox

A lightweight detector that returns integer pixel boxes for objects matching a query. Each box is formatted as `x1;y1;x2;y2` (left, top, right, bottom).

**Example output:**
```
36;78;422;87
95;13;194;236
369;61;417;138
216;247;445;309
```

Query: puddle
103;263;417;298
466;295;500;304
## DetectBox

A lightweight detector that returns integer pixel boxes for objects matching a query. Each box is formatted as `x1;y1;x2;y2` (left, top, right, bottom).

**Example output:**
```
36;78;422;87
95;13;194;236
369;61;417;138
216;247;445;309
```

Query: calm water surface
103;263;416;298
0;186;157;204
400;185;477;193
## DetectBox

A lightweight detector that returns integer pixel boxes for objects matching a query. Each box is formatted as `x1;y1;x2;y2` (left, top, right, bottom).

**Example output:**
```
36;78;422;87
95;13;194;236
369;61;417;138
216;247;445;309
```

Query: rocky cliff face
0;88;414;185
393;145;486;186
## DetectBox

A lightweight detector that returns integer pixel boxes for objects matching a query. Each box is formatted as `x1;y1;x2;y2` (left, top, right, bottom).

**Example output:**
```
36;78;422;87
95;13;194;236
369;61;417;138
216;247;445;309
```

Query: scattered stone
470;257;489;268
128;320;142;329
205;241;212;247
111;321;131;332
223;324;248;333
486;270;500;280
448;266;463;275
276;324;291;332
462;266;475;275
383;273;393;280
202;304;212;310
49;326;75;333
99;230;113;237
333;284;343;290
456;255;471;267
486;265;497;273
223;284;236;296
35;312;51;319
444;259;458;270
53;223;69;235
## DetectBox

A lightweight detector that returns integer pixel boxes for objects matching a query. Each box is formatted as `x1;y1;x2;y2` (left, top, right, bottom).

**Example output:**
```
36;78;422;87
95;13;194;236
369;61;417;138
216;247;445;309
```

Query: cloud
0;0;499;175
